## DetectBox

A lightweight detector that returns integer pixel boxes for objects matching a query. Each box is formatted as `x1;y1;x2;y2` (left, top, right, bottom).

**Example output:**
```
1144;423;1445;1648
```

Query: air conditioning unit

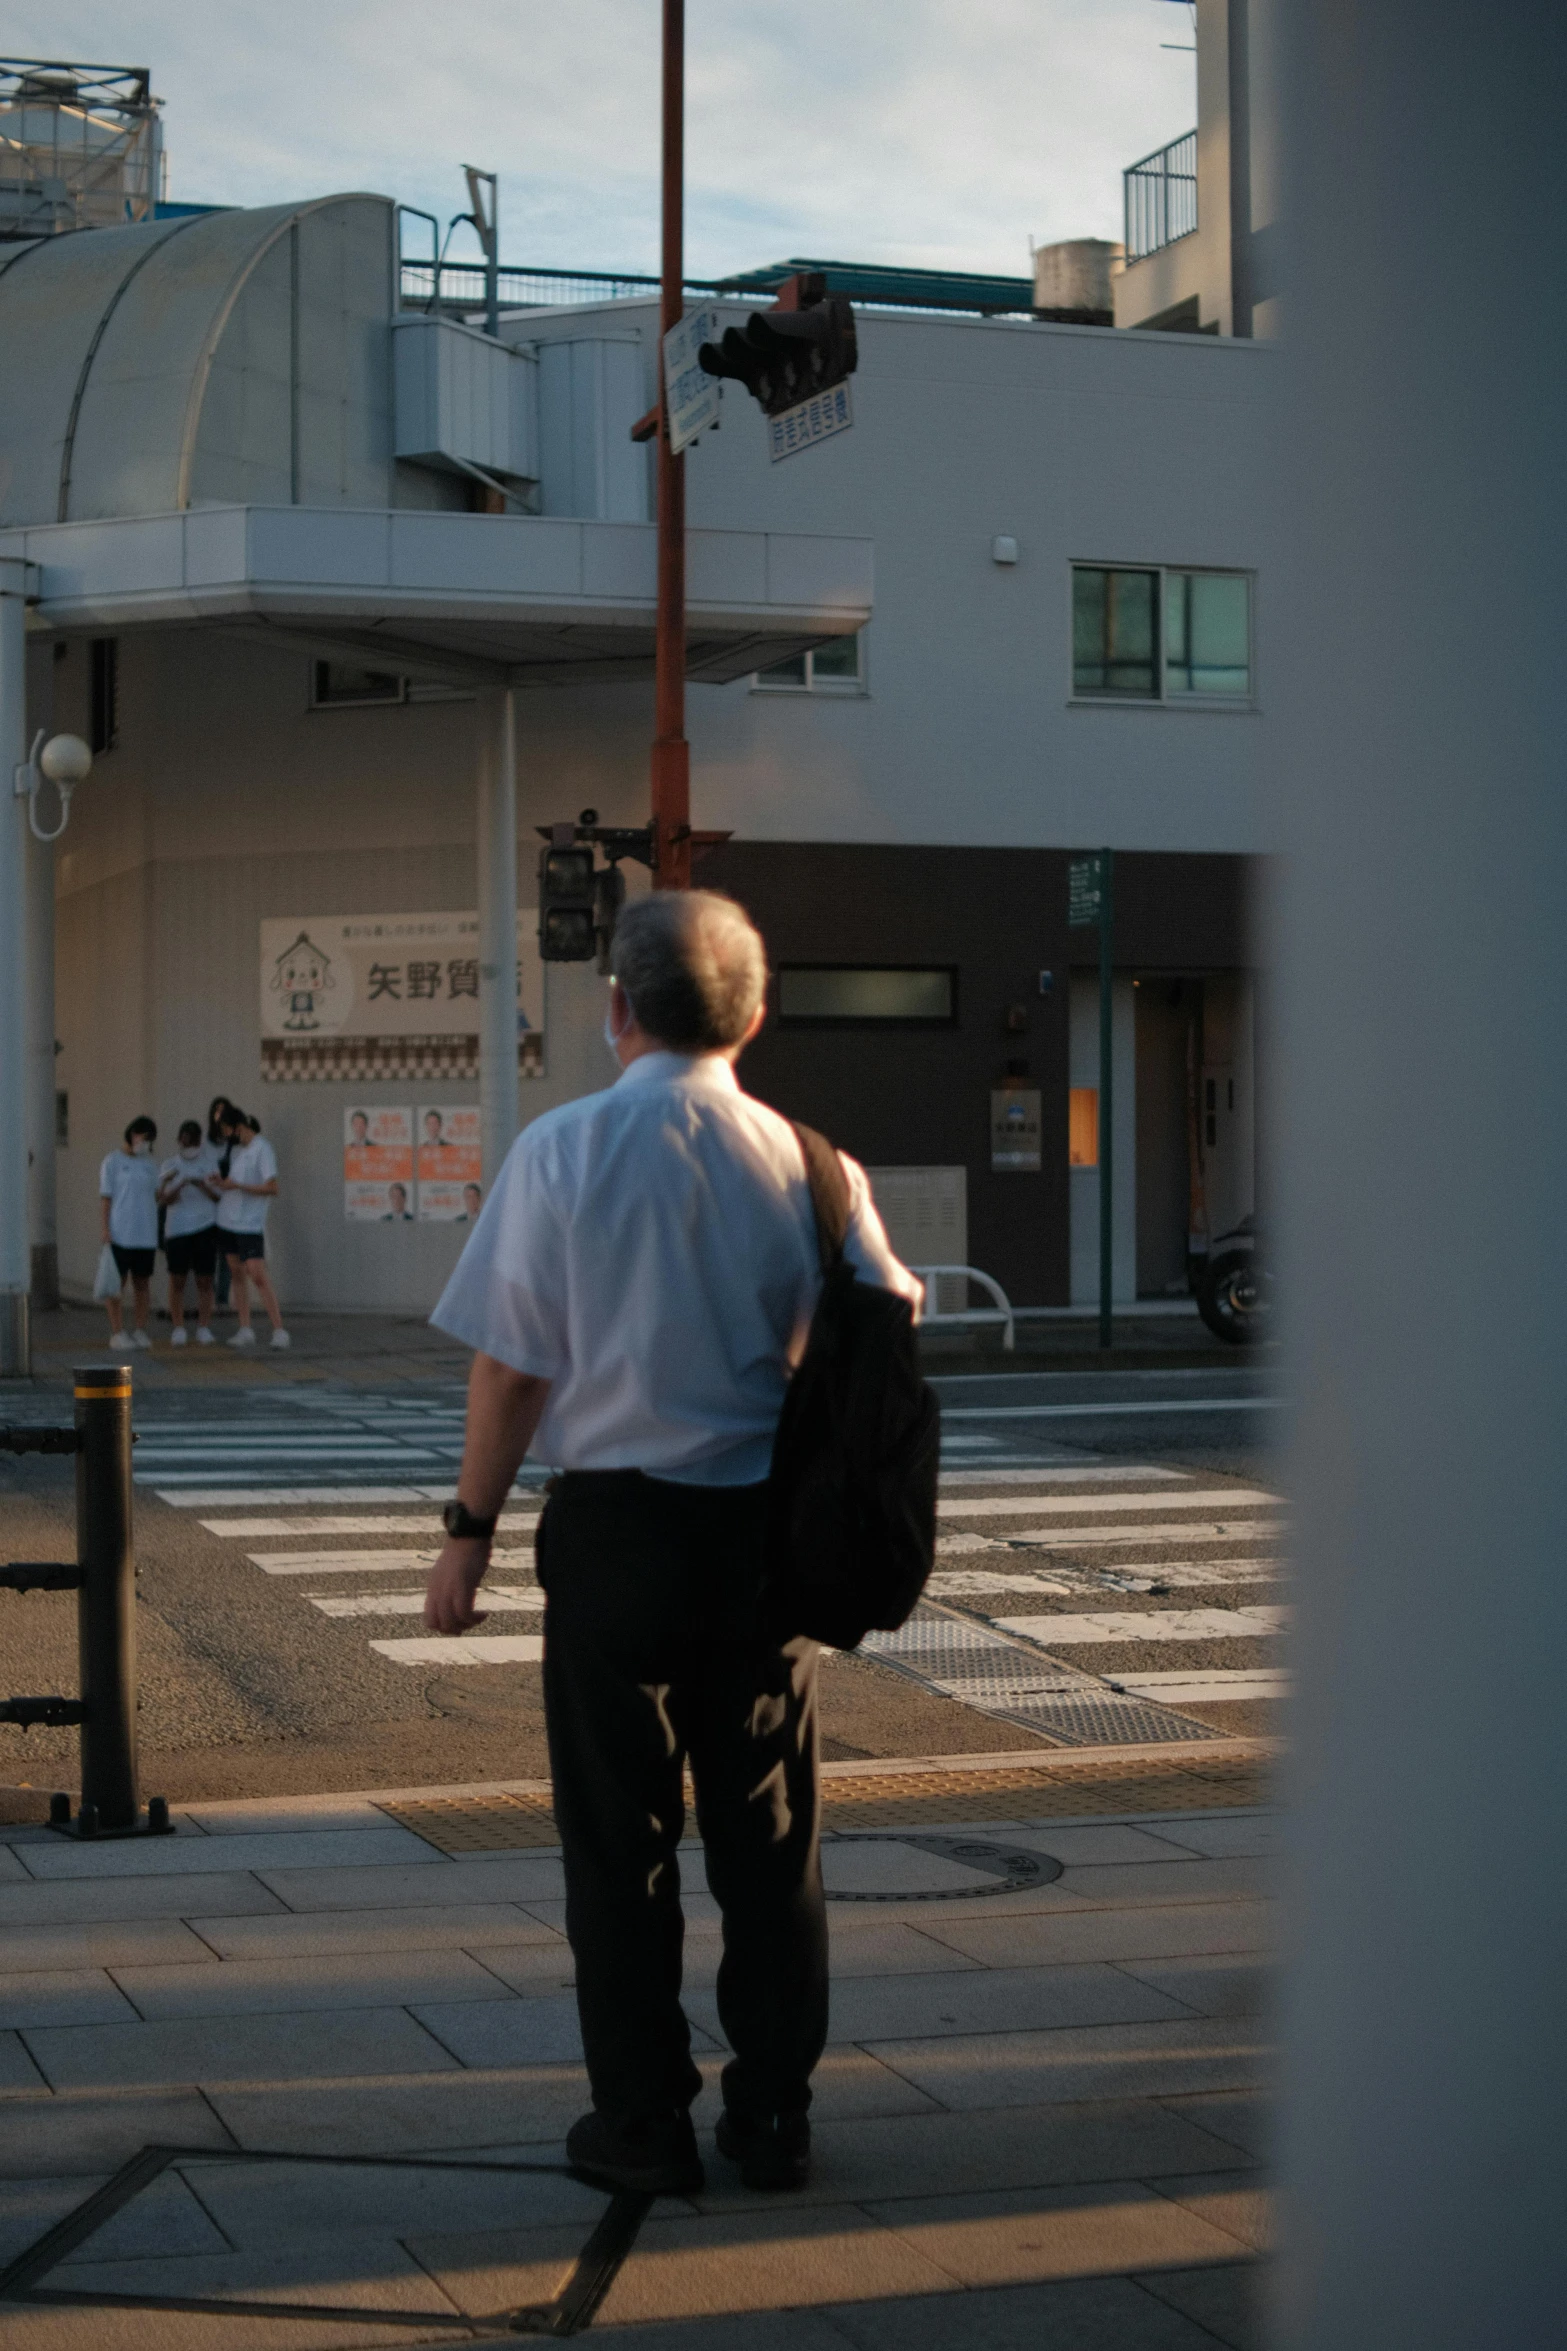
392;316;537;485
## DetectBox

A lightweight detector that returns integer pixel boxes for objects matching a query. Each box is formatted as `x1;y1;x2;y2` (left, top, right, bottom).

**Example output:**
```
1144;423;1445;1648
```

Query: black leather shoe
715;2107;811;2190
565;2107;704;2196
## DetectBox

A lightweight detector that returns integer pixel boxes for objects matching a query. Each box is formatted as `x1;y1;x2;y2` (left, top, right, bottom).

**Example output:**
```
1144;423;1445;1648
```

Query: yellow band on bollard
75;1384;130;1399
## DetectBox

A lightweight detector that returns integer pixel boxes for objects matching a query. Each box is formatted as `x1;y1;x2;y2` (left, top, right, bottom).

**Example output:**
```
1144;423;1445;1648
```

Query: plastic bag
92;1243;121;1301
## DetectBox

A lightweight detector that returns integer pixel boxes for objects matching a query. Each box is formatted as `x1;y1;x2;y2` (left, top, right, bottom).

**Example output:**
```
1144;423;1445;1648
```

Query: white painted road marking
939;1398;1283;1420
309;1587;543;1618
205;1516;539;1538
371;1634;545;1665
247;1548;536;1575
938;1488;1280;1520
1108;1669;1288;1702
941;1521;1282;1552
997;1607;1287;1645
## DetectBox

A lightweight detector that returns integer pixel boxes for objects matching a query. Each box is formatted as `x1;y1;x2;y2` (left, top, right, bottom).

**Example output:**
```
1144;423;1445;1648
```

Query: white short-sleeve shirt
99;1149;159;1250
216;1135;278;1234
159;1146;222;1238
431;1051;922;1486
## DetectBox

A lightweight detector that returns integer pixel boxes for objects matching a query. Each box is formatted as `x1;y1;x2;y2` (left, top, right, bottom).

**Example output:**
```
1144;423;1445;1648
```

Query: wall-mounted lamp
14;730;93;843
991;535;1020;565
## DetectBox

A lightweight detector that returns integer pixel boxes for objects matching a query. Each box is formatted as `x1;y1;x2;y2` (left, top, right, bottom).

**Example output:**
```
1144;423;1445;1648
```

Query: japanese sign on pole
662;307;721;456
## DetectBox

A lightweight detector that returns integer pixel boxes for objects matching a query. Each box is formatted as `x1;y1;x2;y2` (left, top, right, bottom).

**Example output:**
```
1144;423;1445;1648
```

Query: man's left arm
424;1352;551;1633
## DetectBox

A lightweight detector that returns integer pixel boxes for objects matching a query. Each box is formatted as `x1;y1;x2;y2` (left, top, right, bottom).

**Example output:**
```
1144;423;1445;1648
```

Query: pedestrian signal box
538;844;597;962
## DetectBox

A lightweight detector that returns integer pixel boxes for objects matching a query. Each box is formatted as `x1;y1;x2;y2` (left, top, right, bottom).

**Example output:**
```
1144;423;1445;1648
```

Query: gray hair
612;890;768;1051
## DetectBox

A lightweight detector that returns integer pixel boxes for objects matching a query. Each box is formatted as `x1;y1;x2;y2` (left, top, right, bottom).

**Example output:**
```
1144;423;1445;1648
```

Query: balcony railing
1123;130;1198;263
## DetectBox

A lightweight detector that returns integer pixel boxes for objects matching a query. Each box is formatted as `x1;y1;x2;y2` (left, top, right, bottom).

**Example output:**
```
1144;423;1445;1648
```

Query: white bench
908;1265;1015;1352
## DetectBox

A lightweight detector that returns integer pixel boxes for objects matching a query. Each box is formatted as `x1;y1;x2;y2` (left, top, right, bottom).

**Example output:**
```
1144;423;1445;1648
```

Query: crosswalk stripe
309;1588;542;1618
204;1515;538;1537
937;1464;1188;1486
938;1521;1281;1553
246;1548;535;1574
1108;1669;1288;1701
928;1559;1282;1596
995;1606;1286;1645
937;1488;1279;1520
371;1634;544;1665
152;1486;456;1503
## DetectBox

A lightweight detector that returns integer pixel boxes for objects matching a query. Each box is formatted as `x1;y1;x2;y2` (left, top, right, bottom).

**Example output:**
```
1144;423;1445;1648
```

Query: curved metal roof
0;195;391;527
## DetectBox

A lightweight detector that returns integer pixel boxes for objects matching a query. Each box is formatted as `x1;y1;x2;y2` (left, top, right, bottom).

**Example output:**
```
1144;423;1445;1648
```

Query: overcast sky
11;2;1196;280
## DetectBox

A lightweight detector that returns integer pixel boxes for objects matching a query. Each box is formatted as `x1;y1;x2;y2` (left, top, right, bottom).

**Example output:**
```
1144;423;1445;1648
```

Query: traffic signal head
538;843;597;962
698;294;857;419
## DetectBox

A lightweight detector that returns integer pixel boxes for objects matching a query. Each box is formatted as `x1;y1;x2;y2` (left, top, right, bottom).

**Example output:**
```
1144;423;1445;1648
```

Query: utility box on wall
536;338;649;522
393;316;538;484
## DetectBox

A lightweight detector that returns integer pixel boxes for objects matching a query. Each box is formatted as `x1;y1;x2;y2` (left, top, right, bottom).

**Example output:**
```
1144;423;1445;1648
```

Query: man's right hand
424;1537;492;1633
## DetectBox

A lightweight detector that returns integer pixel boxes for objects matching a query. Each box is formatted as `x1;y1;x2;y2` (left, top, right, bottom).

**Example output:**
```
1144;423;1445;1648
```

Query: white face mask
130;1138;151;1157
179;1145;199;1160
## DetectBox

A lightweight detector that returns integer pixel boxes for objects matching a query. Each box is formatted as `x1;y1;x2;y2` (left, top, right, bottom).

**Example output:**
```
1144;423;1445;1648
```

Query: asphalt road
0;1365;1282;1810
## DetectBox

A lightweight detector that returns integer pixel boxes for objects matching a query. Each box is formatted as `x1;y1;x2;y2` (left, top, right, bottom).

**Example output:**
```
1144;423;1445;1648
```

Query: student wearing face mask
158;1119;222;1346
98;1116;160;1352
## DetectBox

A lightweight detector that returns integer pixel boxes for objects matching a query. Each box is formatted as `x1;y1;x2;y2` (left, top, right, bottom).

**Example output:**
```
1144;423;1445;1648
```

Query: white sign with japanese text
767;381;853;463
662;307;721;456
260;912;544;1042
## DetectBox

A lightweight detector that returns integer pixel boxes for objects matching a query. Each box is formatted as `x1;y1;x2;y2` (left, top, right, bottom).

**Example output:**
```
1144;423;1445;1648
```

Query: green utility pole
1068;849;1115;1351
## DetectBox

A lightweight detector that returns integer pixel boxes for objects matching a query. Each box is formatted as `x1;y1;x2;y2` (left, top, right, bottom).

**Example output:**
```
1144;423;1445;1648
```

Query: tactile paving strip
860;1605;1219;1747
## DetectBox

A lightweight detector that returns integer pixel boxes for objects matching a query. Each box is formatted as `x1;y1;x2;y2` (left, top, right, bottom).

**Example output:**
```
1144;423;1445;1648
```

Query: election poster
417;1104;483;1222
343;1106;414;1223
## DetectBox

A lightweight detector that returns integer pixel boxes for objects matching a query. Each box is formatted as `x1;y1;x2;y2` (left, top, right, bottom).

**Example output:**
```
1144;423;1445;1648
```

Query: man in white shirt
214;1112;289;1350
425;891;918;2200
98;1115;161;1351
157;1119;222;1346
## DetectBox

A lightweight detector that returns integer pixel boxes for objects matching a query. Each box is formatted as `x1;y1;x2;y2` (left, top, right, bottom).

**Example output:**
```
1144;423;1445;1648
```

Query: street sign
767;380;853;463
1068;853;1104;927
662;308;721;455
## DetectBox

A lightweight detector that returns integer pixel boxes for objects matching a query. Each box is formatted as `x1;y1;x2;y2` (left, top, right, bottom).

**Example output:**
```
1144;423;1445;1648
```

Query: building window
753;631;864;693
777;966;956;1025
89;638;118;752
311;661;406;709
1072;567;1252;702
1068;1087;1099;1166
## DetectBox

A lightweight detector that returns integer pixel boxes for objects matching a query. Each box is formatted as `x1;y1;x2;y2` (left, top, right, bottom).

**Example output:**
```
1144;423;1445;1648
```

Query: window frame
774;963;959;1030
1069;563;1256;710
750;630;868;697
309;660;409;711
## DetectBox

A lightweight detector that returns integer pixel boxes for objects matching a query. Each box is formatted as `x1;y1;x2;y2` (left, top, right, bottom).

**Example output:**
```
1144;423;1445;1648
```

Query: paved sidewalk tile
23;2004;462;2089
181;2150;605;2242
181;1800;393;1835
0;2085;238;2176
186;1902;566;1962
1053;1857;1272;1909
914;1900;1275;1973
1122;1815;1280;1861
1137;2258;1264;2349
738;1961;1190;2047
0;1872;286;1928
207;2063;592;2155
0;2168;230;2266
411;1992;723;2069
0;1969;139;2030
1150;2172;1272;2253
112;1949;522;2021
863;2015;1270;2112
17;1827;439;1882
694;2047;941;2131
56;2233;458;2320
860;2178;1255;2286
1159;2090;1272;2161
0;1918;223;1974
256;1854;568;1912
827;2273;1236;2350
1114;1955;1274;2019
0;2030;47;2091
1003;1824;1213;1866
0;1846;29;1882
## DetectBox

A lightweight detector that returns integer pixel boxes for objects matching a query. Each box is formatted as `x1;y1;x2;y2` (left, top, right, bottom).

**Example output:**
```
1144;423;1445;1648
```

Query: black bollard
73;1362;138;1832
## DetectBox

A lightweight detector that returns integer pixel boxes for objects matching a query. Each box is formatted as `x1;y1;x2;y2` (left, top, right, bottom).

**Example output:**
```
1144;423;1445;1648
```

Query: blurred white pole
0;561;31;1375
1271;4;1567;2344
477;686;519;1192
26;814;57;1309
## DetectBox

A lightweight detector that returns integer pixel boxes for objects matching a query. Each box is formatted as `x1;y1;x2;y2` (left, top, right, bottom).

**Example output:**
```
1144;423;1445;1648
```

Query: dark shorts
164;1228;218;1280
222;1231;267;1263
110;1244;156;1280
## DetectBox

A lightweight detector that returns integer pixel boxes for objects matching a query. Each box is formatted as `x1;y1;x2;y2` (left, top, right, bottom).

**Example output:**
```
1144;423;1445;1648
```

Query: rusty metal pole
650;0;690;890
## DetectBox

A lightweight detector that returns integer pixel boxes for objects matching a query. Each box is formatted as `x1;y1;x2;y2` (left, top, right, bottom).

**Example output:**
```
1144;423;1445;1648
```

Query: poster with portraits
343;1106;414;1222
416;1104;483;1222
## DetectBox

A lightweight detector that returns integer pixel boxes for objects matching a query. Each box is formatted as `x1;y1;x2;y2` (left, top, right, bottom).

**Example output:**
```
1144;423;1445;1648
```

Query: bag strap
791;1122;852;1275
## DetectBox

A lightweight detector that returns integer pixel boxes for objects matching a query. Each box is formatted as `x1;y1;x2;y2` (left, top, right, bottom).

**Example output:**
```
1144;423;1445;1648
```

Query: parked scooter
1195;1216;1270;1345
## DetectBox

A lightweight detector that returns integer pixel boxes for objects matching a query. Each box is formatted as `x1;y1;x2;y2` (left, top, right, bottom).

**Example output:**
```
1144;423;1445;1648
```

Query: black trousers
538;1470;827;2128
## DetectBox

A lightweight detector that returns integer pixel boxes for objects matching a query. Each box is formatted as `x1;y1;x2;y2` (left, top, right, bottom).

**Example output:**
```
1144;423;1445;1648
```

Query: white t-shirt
99;1149;159;1250
431;1051;922;1486
216;1135;278;1234
159;1146;222;1238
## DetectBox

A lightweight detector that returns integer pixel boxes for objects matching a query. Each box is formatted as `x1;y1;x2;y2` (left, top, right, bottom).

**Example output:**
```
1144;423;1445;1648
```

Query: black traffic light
698;292;857;420
538;843;597;962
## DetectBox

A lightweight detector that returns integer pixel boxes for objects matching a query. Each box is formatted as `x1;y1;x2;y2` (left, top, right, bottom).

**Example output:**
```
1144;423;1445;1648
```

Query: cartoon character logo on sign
269;933;336;1031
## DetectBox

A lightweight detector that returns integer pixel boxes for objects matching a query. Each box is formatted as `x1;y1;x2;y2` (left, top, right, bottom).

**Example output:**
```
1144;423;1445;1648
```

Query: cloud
10;1;1195;277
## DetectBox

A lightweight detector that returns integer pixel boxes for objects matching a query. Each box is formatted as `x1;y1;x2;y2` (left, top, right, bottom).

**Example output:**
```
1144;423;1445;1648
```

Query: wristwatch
442;1498;498;1541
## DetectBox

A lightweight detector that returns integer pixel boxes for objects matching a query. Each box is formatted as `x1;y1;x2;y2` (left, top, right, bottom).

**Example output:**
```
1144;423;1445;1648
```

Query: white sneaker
130;1328;151;1349
195;1325;214;1345
228;1326;256;1348
269;1328;291;1350
170;1326;188;1348
108;1331;134;1353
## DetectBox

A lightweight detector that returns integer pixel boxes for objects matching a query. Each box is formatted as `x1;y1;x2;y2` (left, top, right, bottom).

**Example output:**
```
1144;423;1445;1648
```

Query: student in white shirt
425;892;918;2200
98;1116;160;1352
156;1119;222;1347
214;1110;289;1349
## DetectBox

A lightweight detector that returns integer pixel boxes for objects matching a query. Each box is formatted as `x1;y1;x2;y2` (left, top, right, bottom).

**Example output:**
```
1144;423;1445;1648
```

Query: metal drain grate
861;1605;1221;1747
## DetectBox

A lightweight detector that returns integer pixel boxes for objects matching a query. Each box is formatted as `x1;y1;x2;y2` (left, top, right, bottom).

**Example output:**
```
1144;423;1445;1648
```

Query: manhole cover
822;1832;1062;1902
